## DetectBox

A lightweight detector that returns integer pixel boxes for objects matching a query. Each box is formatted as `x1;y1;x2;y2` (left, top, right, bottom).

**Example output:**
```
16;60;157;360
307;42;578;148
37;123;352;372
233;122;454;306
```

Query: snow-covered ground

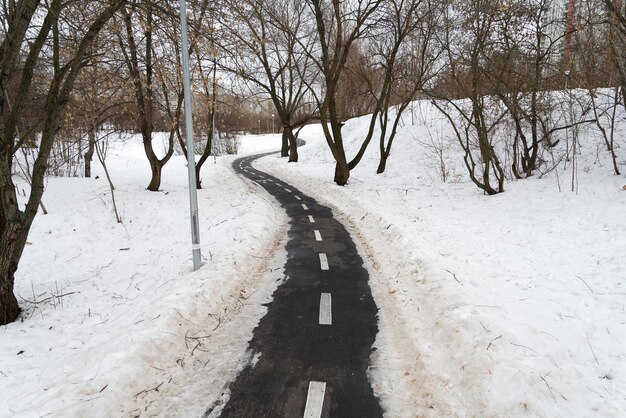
0;134;284;417
255;100;626;417
2;96;625;417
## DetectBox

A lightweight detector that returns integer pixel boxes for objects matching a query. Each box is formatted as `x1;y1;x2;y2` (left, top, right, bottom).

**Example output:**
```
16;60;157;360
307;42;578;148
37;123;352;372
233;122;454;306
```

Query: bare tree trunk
120;4;175;192
285;125;298;162
192;52;218;189
589;88;621;175
85;128;95;177
0;245;20;324
377;109;390;174
281;129;289;157
147;158;163;192
95;141;121;223
195;164;203;189
143;128;165;191
334;159;350;185
376;155;388;174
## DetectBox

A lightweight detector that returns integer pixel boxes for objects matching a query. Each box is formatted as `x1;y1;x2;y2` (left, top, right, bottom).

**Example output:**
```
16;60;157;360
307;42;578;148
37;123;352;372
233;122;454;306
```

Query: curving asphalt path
212;152;383;418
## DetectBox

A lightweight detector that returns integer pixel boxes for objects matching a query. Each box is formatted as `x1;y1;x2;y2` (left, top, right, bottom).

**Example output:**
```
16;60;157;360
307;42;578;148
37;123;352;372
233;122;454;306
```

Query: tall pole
180;0;201;271
272;113;275;135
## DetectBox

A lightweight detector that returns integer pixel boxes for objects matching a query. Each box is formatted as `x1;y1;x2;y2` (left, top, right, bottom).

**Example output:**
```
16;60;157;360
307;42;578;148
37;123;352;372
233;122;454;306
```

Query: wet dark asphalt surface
213;152;383;418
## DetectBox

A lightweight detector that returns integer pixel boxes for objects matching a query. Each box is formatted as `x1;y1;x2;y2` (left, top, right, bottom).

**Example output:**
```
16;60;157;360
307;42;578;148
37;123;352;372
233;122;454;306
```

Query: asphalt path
214;152;383;418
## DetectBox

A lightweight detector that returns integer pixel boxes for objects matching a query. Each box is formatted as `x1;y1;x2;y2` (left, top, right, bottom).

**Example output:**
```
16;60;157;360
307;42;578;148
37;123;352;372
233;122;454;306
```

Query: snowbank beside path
255;105;626;417
237;133;282;155
0;134;287;417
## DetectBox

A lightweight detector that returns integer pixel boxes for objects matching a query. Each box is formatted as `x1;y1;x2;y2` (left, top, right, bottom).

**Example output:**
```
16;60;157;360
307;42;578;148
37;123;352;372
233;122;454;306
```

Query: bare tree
325;0;440;175
177;0;221;188
370;0;440;174
575;1;621;175
116;2;178;192
605;0;626;106
334;43;377;119
302;0;384;184
220;0;317;162
432;0;507;194
0;0;126;325
64;32;130;179
484;0;565;179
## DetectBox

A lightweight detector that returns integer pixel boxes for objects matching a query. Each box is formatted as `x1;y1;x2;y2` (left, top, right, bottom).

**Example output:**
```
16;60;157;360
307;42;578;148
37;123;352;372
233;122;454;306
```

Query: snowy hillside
0;134;285;417
255;99;626;417
1;97;625;417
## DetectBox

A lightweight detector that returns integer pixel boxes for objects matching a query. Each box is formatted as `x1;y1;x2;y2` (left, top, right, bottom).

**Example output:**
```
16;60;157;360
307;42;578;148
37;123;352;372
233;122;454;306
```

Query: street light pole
564;69;571;163
180;0;201;271
258;119;261;135
272;113;275;135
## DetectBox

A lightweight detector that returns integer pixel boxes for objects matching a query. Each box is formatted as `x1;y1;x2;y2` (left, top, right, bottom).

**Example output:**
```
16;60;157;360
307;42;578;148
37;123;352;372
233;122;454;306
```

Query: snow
254;99;626;417
237;133;283;155
2;94;625;417
0;133;286;417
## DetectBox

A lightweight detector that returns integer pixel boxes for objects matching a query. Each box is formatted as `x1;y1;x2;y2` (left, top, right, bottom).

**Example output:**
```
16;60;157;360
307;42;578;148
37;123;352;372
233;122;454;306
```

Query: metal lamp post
179;0;201;271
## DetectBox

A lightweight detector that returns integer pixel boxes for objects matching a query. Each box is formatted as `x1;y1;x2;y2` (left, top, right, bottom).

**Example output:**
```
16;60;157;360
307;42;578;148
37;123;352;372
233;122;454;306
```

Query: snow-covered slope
0;134;285;417
255;100;626;417
2;101;625;417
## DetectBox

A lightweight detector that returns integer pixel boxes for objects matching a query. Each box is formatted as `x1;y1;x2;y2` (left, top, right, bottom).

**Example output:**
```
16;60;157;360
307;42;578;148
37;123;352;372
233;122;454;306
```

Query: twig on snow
541;331;560;342
487;335;502;350
19;292;76;305
66;253;81;263
510;342;539;354
212;314;222;332
444;268;462;284
127;273;138;290
576;275;595;295
540;373;556;403
134;382;163;398
587;333;599;366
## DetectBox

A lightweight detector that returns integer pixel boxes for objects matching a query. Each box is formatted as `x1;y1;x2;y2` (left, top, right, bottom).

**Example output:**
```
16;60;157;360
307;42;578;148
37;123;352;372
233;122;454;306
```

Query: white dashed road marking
319;293;332;325
314;230;322;241
295;196;301;201
303;381;326;418
284;188;292;193
302;204;309;211
308;215;315;223
319;253;329;270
